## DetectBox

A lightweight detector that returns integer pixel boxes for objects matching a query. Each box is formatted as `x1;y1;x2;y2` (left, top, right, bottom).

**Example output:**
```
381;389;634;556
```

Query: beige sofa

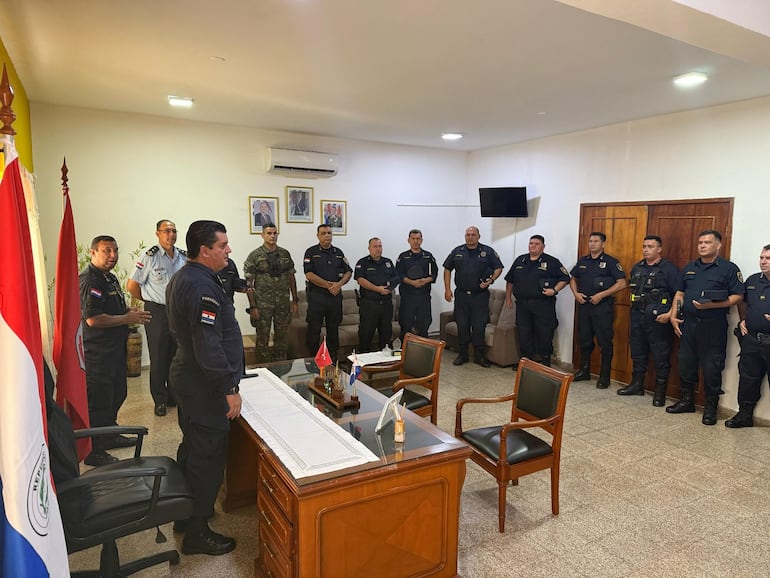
287;289;400;360
438;288;520;367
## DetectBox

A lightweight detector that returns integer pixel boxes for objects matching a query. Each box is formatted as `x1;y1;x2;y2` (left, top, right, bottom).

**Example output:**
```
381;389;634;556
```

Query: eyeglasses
158;228;177;234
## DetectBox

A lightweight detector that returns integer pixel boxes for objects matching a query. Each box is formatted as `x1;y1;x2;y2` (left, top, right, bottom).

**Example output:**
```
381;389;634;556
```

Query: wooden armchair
454;357;573;532
366;333;445;425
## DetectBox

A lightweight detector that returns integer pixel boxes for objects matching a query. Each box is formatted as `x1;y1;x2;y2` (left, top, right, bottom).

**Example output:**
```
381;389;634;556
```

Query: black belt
145;301;165;308
458;289;487;295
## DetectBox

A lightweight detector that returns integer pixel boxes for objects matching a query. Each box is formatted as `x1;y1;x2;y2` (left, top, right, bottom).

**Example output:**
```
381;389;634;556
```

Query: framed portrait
320;200;347;235
285;186;313;223
249;196;279;234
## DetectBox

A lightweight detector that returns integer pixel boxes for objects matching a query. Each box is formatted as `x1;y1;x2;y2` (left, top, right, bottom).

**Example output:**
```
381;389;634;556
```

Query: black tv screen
479;187;528;217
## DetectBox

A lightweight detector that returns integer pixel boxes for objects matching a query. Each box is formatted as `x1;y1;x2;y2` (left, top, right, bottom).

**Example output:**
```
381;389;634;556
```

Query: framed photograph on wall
249;196;279;234
320;200;347;235
285;186;313;223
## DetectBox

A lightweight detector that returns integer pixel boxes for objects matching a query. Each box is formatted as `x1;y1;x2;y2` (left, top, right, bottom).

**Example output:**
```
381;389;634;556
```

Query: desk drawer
258;488;293;556
258;459;294;519
259;522;293;578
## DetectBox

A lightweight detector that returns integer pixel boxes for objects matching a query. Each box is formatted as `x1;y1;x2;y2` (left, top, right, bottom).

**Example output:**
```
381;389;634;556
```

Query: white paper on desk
347;350;399;365
239;368;379;480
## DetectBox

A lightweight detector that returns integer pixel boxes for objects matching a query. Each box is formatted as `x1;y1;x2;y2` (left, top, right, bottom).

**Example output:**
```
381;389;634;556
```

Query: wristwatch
226;384;240;395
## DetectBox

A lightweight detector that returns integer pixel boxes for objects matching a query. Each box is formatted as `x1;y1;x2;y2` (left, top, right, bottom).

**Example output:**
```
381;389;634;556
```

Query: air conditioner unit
266;147;339;178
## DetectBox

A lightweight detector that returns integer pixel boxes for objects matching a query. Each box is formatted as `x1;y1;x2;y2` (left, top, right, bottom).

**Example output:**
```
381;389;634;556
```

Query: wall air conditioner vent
266;147;339;178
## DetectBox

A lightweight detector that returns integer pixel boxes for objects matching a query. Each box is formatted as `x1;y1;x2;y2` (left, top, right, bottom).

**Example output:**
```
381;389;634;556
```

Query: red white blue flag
1;137;69;576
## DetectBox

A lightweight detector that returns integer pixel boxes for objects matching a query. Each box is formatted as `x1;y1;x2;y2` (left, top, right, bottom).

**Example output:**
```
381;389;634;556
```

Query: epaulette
179;248;187;256
146;245;160;256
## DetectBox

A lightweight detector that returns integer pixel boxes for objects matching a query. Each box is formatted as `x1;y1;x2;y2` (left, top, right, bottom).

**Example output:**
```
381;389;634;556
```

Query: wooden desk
224;358;470;578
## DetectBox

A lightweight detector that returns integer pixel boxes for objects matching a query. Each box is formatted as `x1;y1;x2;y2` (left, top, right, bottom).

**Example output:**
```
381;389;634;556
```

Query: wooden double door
574;198;734;405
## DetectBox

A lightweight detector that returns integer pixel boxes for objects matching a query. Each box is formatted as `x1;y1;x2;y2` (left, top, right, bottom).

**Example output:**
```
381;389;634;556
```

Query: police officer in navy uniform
303;224;353;362
443;226;504;367
217;257;248;302
355;237;401;352
569;231;627;388
727;244;770;428
127;219;187;417
166;220;243;556
667;230;744;425
80;235;152;466
725;245;770;428
618;235;679;405
504;234;569;368
396;229;437;340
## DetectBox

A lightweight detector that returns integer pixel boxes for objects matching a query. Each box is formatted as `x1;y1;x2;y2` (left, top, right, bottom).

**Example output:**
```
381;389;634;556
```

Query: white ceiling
2;0;770;151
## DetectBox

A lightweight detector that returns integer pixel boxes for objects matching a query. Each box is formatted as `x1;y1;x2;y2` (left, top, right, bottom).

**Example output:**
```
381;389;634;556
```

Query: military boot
573;360;591;381
652;379;668;407
725;404;755;428
617;374;645;396
596;359;611;389
666;389;695;414
702;395;719;426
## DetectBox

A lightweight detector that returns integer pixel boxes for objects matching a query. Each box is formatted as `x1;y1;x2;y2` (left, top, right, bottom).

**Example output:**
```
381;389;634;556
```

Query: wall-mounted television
479;187;528;218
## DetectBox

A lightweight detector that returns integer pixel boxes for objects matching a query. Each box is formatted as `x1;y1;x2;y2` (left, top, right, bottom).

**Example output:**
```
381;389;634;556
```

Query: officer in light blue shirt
127;219;187;416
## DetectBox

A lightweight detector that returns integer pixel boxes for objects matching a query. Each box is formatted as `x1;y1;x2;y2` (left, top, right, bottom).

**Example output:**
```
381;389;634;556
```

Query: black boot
573;360;591;381
702;395;719;426
182;517;236;556
652;379;668;407
618;374;645;396
725;404;755;428
453;352;468;366
596;359;611;389
666;389;695;414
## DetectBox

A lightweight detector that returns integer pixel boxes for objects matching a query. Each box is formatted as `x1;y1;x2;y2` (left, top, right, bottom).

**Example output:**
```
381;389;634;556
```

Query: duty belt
750;331;770;345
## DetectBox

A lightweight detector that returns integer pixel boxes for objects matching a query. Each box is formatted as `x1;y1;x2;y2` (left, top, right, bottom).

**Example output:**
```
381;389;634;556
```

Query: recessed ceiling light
673;72;708;88
441;132;463;141
168;95;194;108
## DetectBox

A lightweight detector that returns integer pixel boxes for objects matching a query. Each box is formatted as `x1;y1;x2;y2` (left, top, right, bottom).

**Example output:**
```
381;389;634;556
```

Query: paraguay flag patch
201;310;216;325
135;261;145;269
90;288;103;298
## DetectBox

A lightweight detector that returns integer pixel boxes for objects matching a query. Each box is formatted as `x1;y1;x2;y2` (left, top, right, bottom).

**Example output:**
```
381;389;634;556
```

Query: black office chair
45;365;194;577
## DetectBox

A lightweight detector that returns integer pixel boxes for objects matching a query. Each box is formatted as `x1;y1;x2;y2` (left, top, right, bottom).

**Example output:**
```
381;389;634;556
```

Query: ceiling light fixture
441;132;463;141
168;95;194;108
673;72;708;88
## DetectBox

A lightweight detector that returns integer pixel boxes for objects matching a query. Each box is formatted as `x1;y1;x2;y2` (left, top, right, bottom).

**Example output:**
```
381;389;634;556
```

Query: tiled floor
68;358;770;577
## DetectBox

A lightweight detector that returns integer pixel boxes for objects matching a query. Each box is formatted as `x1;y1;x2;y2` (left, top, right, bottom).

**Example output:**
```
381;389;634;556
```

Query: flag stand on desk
314;337;332;378
350;350;362;386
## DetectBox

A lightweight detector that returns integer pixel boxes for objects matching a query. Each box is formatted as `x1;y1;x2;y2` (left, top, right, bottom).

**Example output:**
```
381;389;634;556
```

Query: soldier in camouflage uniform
243;223;298;363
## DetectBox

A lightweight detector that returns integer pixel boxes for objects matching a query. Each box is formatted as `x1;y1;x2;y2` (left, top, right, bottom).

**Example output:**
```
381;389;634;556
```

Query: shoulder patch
738;271;744;283
146;245;160;256
616;263;624;272
200;310;217;325
89;288;103;299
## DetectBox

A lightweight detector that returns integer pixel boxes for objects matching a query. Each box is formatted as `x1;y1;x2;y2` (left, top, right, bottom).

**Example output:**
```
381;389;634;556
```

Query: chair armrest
58;466;168;494
392;373;434;392
365;361;402;375
454;393;516;436
73;425;148;438
74;426;148;458
497;415;560;460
